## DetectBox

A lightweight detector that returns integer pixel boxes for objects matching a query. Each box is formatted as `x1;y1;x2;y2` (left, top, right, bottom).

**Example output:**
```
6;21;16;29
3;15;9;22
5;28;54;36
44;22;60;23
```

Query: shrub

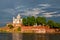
8;24;14;29
17;27;21;31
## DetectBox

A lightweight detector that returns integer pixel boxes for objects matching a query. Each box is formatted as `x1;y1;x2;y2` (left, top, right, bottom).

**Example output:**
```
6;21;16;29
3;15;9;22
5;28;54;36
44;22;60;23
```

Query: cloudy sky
0;0;60;26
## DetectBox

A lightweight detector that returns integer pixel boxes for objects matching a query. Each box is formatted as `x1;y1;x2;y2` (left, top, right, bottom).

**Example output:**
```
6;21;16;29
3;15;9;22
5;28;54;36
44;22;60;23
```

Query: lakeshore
0;14;60;40
0;14;60;34
0;25;60;34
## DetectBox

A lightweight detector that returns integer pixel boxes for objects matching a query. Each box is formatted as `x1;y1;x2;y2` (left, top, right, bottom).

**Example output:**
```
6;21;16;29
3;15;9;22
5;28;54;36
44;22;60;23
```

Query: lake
0;33;60;40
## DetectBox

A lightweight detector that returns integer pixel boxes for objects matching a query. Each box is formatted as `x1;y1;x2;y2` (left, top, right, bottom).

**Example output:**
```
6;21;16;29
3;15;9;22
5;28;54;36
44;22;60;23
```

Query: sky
0;0;60;26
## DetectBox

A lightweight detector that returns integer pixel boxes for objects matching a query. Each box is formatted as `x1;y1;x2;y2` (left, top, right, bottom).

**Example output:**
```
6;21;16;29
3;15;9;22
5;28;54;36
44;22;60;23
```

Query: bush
8;24;14;29
17;27;21;31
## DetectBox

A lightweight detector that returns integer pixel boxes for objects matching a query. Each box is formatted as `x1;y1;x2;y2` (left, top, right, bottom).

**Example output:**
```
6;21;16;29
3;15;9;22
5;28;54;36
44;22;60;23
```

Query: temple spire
13;14;22;26
17;14;21;19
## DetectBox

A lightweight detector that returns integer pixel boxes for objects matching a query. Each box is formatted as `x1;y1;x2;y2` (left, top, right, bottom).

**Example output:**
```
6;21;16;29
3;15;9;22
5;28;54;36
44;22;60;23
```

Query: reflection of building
13;14;22;26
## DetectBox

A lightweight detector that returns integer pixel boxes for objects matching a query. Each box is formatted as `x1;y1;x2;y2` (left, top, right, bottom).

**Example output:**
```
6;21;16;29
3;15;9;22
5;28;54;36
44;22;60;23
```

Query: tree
53;22;60;28
47;20;60;28
22;16;36;26
8;24;14;29
36;17;41;25
57;23;60;28
28;16;36;26
22;18;28;26
27;16;31;26
22;16;60;28
47;20;56;28
36;17;46;25
40;17;46;25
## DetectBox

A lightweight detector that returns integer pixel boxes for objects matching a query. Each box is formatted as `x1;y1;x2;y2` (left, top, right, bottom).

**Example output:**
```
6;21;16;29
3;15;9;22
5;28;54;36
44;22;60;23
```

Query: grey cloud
42;11;60;17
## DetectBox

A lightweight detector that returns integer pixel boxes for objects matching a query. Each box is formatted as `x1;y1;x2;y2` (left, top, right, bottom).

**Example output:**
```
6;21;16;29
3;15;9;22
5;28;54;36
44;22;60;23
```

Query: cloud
2;7;60;18
3;6;46;17
42;12;60;17
38;4;51;7
38;4;51;9
2;3;51;16
21;8;45;17
42;13;54;17
54;14;60;17
42;12;57;15
3;3;60;18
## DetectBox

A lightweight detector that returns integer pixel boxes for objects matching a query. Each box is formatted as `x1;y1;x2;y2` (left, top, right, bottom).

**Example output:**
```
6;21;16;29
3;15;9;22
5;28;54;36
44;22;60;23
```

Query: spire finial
17;14;21;19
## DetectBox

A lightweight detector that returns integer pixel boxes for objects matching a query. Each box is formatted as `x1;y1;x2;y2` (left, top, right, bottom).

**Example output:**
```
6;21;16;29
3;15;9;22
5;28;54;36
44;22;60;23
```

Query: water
0;33;12;40
22;33;60;40
0;33;60;40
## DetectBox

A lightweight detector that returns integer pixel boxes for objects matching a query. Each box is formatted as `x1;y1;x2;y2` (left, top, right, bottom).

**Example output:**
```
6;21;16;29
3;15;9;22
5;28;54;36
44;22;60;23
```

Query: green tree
53;22;60;28
36;17;41;25
40;17;46;25
27;16;36;26
57;23;60;28
22;16;36;26
22;18;28;26
47;20;60;28
27;16;31;26
47;20;55;28
8;24;14;29
36;17;46;25
31;16;36;26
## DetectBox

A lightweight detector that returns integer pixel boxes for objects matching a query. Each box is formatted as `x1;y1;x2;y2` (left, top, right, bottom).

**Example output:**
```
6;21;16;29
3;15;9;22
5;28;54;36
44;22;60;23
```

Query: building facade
13;14;22;26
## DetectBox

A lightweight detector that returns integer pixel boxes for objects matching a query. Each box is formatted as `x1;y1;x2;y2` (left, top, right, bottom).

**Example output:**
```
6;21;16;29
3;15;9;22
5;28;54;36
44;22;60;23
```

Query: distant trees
53;22;60;28
22;16;60;28
22;16;46;26
22;18;28;26
22;16;36;26
36;17;46;25
47;20;54;27
47;20;60;28
27;16;36;26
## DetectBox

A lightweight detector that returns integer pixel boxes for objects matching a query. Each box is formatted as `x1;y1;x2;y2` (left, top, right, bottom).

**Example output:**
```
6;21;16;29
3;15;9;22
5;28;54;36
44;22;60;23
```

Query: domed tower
13;14;22;26
17;14;21;19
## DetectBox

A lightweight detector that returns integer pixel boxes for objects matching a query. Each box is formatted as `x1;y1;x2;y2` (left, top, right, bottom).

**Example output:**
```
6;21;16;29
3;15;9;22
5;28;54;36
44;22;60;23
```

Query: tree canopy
22;16;60;28
47;20;60;28
36;17;46;25
22;16;46;26
22;16;36;26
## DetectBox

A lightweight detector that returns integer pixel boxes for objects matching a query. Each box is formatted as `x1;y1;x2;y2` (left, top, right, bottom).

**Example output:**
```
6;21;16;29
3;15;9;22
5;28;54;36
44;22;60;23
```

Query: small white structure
13;14;22;26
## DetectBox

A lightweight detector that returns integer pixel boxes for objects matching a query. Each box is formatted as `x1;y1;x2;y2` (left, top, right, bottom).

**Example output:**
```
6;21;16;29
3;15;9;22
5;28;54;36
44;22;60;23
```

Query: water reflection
22;33;60;40
0;33;12;40
0;33;60;40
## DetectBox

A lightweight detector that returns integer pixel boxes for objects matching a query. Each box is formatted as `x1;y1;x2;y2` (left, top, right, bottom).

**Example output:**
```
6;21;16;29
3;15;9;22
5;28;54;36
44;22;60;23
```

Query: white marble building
13;14;22;26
